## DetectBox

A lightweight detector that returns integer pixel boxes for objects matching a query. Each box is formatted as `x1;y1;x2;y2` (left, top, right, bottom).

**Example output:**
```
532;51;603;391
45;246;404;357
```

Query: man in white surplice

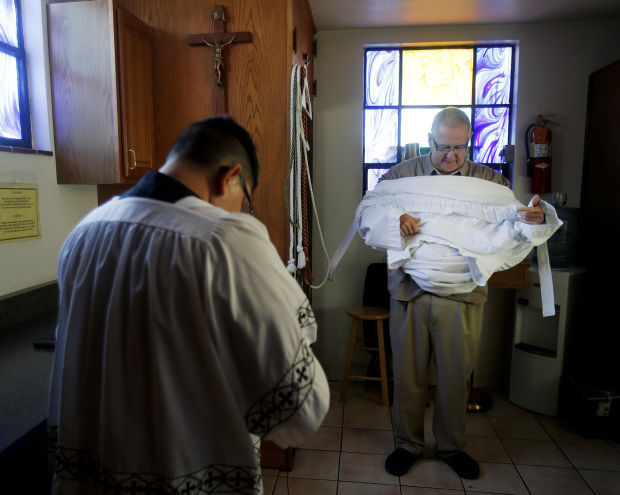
48;117;329;495
375;108;546;480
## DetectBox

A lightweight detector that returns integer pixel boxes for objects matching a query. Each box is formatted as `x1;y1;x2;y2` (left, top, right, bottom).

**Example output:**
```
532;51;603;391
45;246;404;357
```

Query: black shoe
441;451;480;479
385;448;421;476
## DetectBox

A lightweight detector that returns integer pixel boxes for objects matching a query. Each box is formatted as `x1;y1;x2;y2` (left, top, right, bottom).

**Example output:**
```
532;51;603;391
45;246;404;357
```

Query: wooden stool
340;306;390;407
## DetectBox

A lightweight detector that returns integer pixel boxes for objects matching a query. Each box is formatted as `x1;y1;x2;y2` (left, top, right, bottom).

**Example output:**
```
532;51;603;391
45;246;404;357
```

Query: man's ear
213;164;242;196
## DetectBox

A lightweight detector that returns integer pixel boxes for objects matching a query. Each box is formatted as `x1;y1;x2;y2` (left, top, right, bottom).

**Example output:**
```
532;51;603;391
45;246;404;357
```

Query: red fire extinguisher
526;115;552;194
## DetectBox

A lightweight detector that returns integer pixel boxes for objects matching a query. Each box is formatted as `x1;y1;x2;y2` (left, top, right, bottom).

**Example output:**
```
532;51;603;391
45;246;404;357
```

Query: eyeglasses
431;135;468;154
239;173;254;214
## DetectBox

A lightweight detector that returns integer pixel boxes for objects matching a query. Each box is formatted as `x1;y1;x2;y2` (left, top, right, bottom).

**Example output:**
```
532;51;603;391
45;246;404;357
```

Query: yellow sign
0;185;41;243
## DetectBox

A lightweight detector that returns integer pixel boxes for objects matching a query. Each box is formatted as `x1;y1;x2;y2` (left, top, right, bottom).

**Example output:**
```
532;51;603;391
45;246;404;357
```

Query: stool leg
340;317;360;403
376;320;390;407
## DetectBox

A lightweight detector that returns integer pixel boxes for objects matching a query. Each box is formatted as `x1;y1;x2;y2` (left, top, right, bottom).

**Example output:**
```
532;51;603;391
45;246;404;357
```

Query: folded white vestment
330;176;562;316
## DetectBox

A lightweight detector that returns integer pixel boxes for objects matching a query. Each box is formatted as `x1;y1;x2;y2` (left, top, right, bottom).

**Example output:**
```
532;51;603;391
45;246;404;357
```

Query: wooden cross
187;5;252;114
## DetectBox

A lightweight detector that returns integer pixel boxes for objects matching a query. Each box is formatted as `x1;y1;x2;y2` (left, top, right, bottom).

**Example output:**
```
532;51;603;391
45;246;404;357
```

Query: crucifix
187;5;252;114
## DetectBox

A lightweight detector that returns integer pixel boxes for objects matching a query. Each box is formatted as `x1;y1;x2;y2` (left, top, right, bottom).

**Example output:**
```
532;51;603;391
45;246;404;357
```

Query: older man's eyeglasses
431;136;468;154
239;173;254;214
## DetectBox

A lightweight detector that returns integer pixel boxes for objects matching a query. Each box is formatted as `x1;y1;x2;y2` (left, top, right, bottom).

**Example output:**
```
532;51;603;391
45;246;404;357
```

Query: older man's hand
400;213;421;237
517;194;545;225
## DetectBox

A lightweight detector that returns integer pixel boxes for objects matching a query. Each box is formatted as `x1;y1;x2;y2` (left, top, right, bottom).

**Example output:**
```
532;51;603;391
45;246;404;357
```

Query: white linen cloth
48;195;329;495
332;176;561;316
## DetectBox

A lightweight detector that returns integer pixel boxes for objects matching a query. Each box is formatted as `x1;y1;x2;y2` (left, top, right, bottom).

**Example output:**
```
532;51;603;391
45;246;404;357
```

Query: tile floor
261;381;620;495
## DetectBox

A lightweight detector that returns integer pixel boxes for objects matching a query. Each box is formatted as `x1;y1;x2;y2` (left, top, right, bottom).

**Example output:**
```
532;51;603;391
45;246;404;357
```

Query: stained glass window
0;0;18;46
364;109;398;164
473;106;509;164
367;168;390;191
365;50;399;107
476;47;512;105
402;49;473;106
0;0;30;148
363;44;515;193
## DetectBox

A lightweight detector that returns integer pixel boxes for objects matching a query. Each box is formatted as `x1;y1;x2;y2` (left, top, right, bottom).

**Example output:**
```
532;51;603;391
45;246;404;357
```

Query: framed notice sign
0;185;41;243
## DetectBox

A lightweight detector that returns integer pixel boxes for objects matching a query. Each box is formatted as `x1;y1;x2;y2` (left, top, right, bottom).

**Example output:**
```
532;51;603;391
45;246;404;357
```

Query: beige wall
0;0;97;298
310;19;620;386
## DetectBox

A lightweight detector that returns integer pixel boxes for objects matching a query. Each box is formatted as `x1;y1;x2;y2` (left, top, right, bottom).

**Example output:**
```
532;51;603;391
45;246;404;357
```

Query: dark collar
121;171;200;203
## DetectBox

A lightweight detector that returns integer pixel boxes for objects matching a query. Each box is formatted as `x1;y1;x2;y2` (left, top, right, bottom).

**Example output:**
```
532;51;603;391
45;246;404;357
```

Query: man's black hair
166;116;259;190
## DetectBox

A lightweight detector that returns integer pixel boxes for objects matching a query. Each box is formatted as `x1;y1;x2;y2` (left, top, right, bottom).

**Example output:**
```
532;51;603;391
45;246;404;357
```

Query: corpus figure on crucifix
202;36;236;86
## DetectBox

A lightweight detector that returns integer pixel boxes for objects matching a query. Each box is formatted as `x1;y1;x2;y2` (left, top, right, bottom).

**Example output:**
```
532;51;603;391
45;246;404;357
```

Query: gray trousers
390;293;483;457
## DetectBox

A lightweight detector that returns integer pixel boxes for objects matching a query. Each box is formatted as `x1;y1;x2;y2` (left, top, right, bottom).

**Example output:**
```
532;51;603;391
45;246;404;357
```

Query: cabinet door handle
129;149;137;170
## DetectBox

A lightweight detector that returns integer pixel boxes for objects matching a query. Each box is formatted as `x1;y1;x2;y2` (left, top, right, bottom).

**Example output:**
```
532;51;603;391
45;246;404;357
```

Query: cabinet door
116;6;156;181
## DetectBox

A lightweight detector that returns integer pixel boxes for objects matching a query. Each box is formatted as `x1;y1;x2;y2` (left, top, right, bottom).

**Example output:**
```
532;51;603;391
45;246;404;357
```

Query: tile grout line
382;395;402;495
382;392;407;495
535;414;598;495
485;409;533;495
336;398;345;494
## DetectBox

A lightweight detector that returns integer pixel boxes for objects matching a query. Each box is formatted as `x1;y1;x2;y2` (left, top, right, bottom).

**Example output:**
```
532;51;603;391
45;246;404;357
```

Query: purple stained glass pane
473;107;509;164
364;109;398;163
367;168;390;191
0;0;18;46
0;51;21;139
365;50;400;106
475;47;512;105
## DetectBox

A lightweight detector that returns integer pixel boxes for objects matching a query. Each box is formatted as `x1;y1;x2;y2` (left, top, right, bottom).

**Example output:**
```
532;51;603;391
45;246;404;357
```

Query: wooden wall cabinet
48;0;155;184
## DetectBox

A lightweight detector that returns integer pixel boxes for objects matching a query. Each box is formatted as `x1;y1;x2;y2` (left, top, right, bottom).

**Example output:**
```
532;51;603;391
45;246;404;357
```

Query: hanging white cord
299;66;330;289
295;86;305;269
304;148;331;289
286;63;331;288
286;65;299;274
295;70;313;270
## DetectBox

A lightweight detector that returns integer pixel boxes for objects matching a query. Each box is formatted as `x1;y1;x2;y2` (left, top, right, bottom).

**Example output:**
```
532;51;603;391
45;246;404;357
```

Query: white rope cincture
287;63;330;288
296;68;313;270
295;79;305;270
286;65;299;275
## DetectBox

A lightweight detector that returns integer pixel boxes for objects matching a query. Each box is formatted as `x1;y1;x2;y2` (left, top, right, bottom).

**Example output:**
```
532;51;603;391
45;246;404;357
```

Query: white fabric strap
525;195;555;317
536;242;555;317
327;220;358;281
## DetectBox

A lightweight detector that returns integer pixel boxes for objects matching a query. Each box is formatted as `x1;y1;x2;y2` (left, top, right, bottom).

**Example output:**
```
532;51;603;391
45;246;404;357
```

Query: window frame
0;0;32;149
363;43;516;193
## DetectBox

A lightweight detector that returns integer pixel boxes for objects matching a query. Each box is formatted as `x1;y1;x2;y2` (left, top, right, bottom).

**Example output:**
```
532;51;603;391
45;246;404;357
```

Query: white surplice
356;175;562;297
48;195;329;494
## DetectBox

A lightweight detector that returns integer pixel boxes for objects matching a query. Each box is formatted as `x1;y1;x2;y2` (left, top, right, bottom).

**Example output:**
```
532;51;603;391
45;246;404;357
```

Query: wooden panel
228;0;290;260
119;0;215;163
572;59;620;373
118;0;293;260
487;260;531;289
291;0;315;84
579;60;620;270
290;0;316;278
116;6;156;181
97;183;132;205
48;0;121;184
